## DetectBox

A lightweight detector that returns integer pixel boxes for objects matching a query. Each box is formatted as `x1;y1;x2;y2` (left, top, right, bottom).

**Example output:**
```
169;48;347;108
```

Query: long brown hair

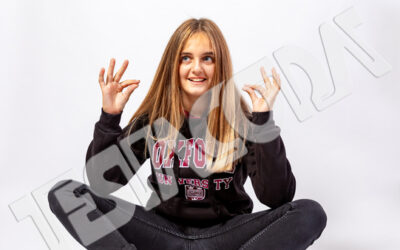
126;18;251;173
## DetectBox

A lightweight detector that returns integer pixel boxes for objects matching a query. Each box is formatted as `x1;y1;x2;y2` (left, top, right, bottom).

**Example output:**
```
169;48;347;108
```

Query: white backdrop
1;0;399;249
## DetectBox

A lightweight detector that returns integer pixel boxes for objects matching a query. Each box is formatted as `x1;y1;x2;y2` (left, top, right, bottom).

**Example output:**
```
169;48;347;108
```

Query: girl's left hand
242;67;281;112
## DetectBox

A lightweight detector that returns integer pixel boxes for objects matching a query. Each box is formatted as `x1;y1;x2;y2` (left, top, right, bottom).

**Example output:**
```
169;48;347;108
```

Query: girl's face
179;32;215;109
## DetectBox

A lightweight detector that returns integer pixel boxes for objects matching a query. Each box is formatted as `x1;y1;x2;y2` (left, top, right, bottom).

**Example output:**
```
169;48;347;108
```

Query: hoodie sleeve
244;111;296;209
85;108;149;194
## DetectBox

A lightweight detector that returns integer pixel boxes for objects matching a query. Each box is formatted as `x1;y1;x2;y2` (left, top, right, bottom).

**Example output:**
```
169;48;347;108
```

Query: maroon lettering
194;138;206;168
152;141;165;169
213;179;223;190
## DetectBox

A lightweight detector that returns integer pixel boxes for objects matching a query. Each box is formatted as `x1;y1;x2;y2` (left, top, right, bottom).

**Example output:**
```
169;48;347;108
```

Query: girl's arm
245;111;296;209
242;67;295;208
85;108;149;195
85;58;145;195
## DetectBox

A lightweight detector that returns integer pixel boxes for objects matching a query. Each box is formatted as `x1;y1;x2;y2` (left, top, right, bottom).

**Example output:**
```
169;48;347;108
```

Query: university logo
185;185;206;200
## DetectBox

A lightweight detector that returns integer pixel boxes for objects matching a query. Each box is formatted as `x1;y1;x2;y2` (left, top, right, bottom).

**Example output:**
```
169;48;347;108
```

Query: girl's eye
181;55;214;63
204;56;213;62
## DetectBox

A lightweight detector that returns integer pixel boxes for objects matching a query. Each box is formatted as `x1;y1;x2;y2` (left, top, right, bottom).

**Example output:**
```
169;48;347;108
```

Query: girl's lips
188;79;207;84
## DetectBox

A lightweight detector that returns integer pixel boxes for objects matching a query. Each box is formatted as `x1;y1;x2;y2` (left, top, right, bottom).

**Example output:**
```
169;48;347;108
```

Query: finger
271;67;281;89
242;86;258;104
106;58;116;84
260;66;272;88
120;79;140;88
123;83;140;99
246;84;266;97
98;67;105;87
114;59;129;83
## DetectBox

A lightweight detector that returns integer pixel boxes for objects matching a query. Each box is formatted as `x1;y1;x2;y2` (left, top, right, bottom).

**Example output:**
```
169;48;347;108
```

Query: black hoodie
85;108;296;227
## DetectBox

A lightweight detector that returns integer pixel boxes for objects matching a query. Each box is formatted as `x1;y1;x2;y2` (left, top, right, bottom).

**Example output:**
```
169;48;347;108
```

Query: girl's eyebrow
180;51;214;56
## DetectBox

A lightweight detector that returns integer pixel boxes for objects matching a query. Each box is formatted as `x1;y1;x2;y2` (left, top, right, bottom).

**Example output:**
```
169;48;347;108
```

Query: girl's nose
192;59;203;74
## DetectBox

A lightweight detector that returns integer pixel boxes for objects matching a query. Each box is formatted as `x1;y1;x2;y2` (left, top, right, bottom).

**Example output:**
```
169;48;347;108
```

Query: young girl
48;18;327;250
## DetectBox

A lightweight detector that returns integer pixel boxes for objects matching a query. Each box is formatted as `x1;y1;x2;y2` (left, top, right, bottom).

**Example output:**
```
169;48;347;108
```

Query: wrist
99;108;123;129
251;110;272;125
102;107;122;115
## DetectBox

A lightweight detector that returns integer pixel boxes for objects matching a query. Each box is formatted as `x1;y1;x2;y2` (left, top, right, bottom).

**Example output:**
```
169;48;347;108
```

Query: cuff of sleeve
99;108;123;129
251;111;272;125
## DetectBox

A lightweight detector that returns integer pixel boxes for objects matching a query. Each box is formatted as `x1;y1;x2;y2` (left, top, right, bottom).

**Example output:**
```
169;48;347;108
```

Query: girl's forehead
182;32;213;51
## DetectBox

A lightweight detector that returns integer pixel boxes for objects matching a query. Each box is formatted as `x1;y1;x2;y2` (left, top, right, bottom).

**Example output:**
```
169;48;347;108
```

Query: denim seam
239;207;293;249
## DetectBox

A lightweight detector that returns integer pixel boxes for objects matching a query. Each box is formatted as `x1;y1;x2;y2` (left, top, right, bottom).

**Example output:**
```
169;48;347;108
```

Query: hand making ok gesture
242;67;281;112
98;58;140;115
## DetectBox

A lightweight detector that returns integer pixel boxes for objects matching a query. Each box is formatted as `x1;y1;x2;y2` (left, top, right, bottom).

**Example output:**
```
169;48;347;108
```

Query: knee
47;179;87;215
291;199;327;235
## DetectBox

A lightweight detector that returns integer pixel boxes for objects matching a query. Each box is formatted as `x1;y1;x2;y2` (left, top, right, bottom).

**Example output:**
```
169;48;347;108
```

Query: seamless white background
1;0;399;249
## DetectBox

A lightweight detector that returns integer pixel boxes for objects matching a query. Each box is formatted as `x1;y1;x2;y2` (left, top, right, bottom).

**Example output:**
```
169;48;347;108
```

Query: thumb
123;84;139;100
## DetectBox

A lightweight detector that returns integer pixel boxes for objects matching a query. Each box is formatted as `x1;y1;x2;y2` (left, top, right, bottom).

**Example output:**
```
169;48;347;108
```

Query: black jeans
48;179;327;250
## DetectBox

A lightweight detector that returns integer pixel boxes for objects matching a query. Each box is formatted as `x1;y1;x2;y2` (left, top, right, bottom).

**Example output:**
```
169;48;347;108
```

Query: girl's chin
188;91;207;97
182;88;209;99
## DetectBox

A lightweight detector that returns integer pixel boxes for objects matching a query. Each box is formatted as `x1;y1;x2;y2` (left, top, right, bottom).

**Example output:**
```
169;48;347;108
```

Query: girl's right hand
98;58;140;115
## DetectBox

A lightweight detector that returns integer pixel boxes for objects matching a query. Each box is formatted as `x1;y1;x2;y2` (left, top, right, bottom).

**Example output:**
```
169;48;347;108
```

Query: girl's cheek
179;65;190;76
205;65;215;77
181;64;191;72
